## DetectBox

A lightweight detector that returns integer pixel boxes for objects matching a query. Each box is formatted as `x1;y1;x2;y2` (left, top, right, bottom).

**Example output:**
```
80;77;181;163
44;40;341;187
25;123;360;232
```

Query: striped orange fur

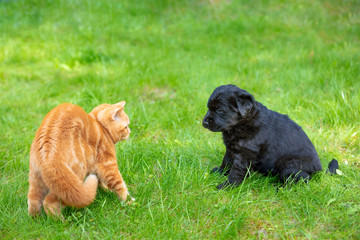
27;101;133;218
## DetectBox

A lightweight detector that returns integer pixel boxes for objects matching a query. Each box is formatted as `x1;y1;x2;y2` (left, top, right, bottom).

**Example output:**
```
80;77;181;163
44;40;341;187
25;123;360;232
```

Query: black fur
203;84;338;189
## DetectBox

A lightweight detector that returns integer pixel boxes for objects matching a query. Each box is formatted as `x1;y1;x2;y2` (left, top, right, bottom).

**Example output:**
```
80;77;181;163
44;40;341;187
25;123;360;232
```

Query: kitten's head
90;101;130;143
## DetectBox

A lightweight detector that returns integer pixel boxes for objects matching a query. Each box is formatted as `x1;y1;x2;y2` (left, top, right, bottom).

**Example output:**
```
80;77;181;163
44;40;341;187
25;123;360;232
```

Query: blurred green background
1;0;359;239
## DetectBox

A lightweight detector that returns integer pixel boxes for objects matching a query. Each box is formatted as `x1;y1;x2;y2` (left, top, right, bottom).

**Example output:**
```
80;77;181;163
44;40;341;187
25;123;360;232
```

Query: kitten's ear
112;101;126;121
114;101;126;109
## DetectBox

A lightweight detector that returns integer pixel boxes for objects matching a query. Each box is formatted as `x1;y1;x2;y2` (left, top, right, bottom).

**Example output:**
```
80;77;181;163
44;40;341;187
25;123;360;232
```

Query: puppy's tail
327;159;339;174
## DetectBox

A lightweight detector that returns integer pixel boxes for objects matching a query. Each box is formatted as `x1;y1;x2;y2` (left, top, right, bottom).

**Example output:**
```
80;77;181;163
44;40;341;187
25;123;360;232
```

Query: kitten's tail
42;165;98;208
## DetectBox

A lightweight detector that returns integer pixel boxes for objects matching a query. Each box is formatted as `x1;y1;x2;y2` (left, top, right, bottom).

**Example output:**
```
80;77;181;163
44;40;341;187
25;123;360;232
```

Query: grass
0;0;359;238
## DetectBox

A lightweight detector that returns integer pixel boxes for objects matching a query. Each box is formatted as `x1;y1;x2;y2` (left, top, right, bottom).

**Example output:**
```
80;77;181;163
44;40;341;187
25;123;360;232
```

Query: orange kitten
27;101;134;218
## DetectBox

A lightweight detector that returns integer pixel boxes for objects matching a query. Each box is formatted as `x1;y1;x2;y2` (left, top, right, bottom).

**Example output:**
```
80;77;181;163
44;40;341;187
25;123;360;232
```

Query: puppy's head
202;85;255;132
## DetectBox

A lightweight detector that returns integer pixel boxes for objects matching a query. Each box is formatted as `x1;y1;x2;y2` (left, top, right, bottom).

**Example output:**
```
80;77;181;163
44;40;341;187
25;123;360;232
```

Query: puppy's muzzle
203;111;211;129
202;119;209;128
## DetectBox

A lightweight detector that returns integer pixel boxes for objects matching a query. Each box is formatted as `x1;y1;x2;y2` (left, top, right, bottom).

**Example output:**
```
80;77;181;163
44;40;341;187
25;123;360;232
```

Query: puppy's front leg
217;154;248;190
211;149;232;176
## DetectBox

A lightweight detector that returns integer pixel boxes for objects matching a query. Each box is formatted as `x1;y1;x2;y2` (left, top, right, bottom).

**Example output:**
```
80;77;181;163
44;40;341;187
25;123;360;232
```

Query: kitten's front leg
96;160;134;203
99;180;109;190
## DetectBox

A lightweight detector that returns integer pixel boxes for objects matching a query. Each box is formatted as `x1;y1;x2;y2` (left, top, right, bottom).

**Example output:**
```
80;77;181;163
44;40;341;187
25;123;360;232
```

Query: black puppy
203;84;338;189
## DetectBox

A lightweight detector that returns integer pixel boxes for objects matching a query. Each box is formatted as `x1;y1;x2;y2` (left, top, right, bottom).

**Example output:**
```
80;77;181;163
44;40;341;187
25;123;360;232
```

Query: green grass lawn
1;0;359;238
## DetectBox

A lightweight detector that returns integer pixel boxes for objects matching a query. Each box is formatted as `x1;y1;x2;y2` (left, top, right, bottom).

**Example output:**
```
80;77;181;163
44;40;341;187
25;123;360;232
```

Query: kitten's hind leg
43;192;64;220
96;161;134;203
28;171;48;217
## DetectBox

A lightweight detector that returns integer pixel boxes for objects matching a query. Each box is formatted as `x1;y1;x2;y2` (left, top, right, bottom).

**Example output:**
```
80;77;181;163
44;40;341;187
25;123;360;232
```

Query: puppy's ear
233;92;255;118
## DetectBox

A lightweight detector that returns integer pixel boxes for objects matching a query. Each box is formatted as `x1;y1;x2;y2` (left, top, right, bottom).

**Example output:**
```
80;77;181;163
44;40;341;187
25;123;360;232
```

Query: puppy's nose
202;119;209;128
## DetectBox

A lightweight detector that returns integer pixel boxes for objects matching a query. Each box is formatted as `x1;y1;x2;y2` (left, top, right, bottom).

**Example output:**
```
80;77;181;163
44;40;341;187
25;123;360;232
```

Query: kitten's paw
120;195;135;206
126;196;135;205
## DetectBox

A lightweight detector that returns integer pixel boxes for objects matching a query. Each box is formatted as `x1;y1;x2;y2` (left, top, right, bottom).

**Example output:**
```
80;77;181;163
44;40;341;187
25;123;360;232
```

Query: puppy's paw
211;167;224;174
216;180;239;190
211;167;231;176
216;180;229;190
